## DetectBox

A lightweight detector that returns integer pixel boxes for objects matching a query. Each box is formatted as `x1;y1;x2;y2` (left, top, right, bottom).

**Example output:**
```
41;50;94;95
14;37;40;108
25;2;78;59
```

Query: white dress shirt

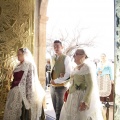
53;55;72;84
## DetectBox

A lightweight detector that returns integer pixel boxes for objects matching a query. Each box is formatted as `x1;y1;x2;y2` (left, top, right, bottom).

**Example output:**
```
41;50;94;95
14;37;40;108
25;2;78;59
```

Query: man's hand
50;80;56;85
79;102;87;111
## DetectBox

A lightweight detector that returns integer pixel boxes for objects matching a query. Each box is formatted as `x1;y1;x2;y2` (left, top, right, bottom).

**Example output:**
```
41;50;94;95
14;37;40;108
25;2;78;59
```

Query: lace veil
22;48;45;119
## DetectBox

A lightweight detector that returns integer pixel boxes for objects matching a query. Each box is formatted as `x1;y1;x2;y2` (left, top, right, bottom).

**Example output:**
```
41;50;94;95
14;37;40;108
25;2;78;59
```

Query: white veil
20;48;45;119
23;48;36;65
84;59;103;119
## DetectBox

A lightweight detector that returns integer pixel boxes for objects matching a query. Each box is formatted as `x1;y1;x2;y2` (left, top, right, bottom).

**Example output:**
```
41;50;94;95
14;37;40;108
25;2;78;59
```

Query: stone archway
37;1;119;120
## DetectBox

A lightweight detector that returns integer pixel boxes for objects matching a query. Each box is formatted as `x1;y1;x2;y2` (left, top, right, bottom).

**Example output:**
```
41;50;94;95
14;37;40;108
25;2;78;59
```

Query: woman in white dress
3;48;45;120
60;49;103;120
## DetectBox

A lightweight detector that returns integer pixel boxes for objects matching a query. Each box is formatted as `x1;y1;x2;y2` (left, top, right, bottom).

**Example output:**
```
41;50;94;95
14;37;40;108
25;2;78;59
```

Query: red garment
11;71;24;89
64;90;69;102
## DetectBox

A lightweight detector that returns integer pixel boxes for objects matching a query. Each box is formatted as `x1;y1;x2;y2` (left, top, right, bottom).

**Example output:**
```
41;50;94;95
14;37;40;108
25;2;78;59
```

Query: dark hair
18;48;24;53
54;40;62;46
76;49;88;59
18;48;28;54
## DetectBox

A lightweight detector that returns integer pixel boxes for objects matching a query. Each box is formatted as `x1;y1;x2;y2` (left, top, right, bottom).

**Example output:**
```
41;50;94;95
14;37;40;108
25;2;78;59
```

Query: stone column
38;15;48;86
114;0;120;119
34;0;40;67
34;0;48;87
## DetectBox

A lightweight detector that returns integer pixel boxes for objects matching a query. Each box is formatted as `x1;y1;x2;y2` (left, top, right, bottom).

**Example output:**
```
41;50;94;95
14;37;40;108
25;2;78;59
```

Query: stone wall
114;0;120;119
0;0;34;118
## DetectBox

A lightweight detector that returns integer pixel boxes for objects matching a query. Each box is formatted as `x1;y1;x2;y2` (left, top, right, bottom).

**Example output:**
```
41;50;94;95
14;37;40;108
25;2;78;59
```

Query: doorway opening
39;0;114;119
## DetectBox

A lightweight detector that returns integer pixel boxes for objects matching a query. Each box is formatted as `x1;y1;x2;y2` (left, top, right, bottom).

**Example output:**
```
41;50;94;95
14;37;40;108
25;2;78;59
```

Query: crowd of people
3;40;114;120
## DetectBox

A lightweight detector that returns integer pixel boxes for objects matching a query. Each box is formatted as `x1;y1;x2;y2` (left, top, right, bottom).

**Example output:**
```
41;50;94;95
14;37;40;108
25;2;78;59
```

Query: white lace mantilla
71;64;90;77
3;87;22;120
67;64;90;88
3;61;45;120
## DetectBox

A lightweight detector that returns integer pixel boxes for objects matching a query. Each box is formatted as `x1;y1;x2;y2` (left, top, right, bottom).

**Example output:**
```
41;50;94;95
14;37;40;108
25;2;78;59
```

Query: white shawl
3;61;45;120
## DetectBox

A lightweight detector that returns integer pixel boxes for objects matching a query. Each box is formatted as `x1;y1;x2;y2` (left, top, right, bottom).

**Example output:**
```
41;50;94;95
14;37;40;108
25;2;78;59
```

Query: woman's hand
79;102;87;111
98;70;102;75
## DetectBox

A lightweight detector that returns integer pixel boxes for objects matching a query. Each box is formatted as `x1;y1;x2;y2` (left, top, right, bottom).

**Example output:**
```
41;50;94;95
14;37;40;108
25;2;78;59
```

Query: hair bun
23;48;27;53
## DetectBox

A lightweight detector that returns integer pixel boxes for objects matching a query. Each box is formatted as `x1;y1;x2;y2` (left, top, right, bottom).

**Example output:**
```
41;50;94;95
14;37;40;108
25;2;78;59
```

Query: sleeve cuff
54;78;62;84
54;78;58;84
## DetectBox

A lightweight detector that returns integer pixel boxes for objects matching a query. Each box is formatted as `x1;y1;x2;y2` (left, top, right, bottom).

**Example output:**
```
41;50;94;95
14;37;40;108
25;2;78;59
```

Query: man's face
54;43;63;54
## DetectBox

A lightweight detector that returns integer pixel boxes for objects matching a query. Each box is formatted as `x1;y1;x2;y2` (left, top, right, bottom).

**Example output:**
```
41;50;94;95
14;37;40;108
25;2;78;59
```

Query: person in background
46;59;51;87
3;48;45;120
50;40;72;120
97;53;114;102
93;59;100;68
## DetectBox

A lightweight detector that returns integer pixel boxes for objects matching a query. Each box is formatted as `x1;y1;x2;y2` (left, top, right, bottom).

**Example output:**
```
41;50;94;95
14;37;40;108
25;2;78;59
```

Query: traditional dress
97;61;113;102
60;61;103;120
3;61;45;120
